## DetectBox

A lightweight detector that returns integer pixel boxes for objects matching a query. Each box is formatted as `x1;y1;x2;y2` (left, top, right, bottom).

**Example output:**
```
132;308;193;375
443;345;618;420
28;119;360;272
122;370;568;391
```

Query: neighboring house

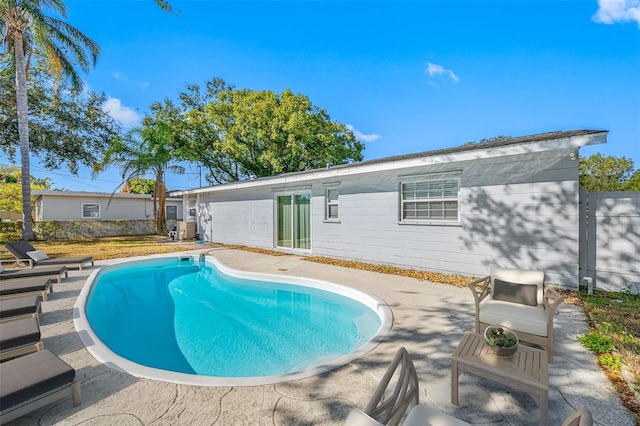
170;130;608;288
31;191;183;222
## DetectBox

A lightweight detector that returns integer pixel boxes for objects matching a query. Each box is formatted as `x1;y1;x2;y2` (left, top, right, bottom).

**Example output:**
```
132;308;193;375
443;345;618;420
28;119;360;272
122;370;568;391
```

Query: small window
82;203;100;219
326;188;339;220
401;179;459;222
188;199;196;218
166;205;178;220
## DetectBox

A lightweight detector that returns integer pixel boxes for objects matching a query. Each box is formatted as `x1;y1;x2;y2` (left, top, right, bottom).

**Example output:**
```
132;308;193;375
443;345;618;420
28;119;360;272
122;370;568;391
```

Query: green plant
485;326;518;348
578;332;615;353
598;353;623;371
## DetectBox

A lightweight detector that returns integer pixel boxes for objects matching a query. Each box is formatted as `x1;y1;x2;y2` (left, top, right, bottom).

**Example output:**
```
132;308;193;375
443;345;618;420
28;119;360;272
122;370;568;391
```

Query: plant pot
484;324;519;357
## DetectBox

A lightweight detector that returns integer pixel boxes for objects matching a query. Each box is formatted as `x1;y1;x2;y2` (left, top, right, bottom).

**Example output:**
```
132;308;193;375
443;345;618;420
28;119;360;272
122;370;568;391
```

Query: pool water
85;257;384;379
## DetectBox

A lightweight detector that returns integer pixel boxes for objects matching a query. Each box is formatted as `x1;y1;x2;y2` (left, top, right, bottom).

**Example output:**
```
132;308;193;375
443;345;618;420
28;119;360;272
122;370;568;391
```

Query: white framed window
166;205;178;220
187;199;196;218
81;203;100;219
400;178;459;223
325;188;339;221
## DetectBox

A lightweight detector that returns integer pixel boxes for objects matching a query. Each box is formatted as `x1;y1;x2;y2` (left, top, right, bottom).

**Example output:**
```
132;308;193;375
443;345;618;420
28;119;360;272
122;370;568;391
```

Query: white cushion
344;408;384;426
404;404;471;426
490;267;545;305
479;298;549;336
0;264;4;273
26;250;49;262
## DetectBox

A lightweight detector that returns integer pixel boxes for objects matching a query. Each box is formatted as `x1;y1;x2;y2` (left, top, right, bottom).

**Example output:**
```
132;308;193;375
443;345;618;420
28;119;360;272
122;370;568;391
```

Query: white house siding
309;150;580;287
195;190;274;248
190;147;582;288
33;192;182;221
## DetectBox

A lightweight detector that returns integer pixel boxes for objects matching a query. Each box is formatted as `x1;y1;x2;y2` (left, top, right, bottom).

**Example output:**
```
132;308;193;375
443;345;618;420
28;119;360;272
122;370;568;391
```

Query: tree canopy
579;153;640;192
146;77;365;185
121;178;156;195
0;165;52;212
0;62;120;174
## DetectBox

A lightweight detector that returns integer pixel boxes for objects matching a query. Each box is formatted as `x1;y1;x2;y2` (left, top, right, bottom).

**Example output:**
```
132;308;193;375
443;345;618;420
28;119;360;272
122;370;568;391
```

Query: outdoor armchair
344;347;471;426
4;241;93;271
468;266;564;363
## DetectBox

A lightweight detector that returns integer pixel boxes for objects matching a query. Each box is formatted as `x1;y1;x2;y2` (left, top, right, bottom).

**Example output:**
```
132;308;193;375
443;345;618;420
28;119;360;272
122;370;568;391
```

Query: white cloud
593;0;640;27
425;62;460;83
112;71;125;80
346;124;380;142
102;97;141;128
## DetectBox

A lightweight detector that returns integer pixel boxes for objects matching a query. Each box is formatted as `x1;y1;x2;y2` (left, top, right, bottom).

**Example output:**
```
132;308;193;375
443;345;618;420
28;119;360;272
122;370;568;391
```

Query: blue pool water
84;256;384;379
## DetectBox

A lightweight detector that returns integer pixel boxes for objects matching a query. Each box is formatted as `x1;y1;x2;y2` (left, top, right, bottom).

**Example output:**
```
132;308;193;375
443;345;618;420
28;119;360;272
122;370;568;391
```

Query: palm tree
93;121;185;233
0;0;99;240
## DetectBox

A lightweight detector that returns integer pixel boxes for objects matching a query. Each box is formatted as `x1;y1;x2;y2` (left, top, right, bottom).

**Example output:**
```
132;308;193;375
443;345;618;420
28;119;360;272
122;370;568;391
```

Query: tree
121;178;155;195
0;62;120;174
0;165;51;212
149;77;365;185
1;0;99;240
94;121;184;233
579;153;639;192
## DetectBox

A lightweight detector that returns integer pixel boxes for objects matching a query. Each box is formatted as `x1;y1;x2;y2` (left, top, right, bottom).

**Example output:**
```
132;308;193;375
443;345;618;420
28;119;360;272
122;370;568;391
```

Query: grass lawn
1;235;638;420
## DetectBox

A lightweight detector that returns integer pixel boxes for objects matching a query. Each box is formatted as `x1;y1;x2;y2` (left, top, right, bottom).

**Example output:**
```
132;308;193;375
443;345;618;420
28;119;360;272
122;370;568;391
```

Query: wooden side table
451;332;549;426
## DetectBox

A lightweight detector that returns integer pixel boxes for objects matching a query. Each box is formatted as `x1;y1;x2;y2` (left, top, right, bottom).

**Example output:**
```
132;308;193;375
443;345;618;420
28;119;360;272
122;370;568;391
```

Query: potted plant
484;324;519;357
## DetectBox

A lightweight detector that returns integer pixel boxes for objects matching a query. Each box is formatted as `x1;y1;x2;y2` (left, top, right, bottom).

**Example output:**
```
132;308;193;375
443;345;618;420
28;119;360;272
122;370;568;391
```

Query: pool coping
73;252;393;386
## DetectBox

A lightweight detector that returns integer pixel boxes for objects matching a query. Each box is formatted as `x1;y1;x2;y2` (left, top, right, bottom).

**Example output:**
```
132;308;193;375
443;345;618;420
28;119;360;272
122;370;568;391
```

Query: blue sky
3;0;640;192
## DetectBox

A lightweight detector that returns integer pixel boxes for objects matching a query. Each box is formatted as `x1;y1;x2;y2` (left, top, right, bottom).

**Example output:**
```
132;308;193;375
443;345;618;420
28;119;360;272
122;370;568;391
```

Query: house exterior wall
192;147;583;288
36;194;183;221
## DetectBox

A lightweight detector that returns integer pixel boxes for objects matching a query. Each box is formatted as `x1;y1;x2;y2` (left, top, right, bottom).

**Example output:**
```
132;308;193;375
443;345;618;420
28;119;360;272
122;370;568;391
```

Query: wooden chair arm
467;276;491;303
544;283;564;317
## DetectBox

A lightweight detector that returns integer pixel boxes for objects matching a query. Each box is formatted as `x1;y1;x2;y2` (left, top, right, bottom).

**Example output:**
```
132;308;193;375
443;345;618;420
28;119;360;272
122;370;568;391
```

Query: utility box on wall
177;221;196;240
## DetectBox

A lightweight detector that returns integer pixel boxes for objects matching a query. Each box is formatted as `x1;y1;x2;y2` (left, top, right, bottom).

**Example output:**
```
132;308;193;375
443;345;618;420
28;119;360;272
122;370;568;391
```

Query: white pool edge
73;253;393;386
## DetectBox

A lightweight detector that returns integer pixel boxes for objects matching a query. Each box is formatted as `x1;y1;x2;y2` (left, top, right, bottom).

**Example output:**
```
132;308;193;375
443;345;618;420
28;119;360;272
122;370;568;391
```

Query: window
166;205;178;220
325;188;339;221
401;178;459;222
187;199;196;218
82;203;100;219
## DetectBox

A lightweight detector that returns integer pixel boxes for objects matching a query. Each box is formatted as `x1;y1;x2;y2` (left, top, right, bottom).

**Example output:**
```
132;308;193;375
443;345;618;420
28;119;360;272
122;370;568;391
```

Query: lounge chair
468;267;564;362
0;349;81;424
0;278;53;302
0;316;43;361
0;295;42;323
0;263;67;284
4;241;93;271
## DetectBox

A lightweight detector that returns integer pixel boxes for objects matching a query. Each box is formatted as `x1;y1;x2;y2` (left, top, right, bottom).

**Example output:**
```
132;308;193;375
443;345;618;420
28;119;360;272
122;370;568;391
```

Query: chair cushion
479;298;548;336
493;279;538;306
0;296;41;319
0;349;75;410
404;404;471;426
344;408;385;426
0;278;51;296
0;317;41;351
490;267;544;305
26;250;49;262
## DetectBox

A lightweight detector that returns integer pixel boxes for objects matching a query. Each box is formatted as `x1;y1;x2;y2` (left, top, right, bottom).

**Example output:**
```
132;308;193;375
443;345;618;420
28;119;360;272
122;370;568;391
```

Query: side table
451;332;549;426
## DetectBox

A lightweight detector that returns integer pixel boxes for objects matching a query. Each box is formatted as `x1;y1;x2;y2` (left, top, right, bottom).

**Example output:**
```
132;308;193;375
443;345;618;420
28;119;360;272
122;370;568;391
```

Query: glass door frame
274;189;312;253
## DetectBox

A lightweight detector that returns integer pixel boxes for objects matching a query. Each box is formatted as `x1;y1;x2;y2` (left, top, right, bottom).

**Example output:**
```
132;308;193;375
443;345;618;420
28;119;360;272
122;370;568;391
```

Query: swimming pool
74;253;393;386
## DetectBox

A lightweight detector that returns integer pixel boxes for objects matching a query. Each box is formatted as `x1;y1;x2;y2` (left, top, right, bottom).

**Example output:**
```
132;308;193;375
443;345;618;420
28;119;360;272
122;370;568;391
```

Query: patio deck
6;248;635;425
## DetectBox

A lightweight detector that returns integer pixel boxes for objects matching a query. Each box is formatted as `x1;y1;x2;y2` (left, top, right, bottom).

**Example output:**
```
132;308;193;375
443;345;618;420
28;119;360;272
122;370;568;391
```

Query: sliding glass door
276;193;310;250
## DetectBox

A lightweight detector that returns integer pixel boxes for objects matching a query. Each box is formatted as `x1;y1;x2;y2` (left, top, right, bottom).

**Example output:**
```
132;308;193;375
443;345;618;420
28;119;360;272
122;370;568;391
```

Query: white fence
579;191;640;294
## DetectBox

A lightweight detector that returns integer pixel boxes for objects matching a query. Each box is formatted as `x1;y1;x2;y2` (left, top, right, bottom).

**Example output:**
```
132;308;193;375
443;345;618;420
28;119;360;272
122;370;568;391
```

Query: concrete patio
6;247;636;425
